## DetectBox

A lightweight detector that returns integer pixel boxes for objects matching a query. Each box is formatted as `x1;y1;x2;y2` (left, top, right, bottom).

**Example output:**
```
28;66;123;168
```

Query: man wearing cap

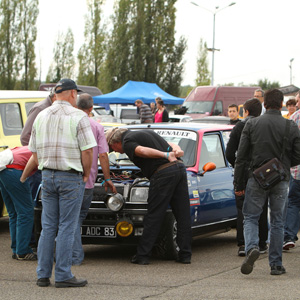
29;78;97;288
105;128;192;265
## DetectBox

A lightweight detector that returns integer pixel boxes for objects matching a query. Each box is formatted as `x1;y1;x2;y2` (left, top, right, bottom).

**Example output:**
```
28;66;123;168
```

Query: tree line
0;0;187;96
0;0;280;97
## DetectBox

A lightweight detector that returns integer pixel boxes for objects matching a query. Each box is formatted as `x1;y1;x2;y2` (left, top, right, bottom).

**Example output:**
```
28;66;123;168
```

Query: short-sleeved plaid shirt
29;100;97;172
290;110;300;179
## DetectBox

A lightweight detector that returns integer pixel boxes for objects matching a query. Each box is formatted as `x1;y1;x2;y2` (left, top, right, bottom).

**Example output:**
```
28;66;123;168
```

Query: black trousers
236;194;268;247
137;163;192;259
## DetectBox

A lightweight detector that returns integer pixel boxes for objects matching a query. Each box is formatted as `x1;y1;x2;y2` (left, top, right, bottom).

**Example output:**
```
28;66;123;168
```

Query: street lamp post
289;58;294;85
191;2;236;86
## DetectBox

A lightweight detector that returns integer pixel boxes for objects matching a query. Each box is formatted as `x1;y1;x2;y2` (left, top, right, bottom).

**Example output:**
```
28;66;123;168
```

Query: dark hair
243;98;262;117
264;89;283;110
286;98;297;107
228;104;238;110
157;99;164;106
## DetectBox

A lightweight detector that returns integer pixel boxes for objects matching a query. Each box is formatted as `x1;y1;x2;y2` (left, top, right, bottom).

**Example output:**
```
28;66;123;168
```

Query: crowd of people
1;81;300;288
0;78;189;289
226;88;300;276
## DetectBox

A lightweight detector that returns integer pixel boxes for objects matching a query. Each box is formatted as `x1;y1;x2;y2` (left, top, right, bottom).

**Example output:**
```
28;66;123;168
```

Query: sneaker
270;266;286;275
17;253;37;261
238;246;246;257
241;247;260;275
283;240;295;251
37;278;50;287
12;253;17;259
176;257;191;264
259;244;268;254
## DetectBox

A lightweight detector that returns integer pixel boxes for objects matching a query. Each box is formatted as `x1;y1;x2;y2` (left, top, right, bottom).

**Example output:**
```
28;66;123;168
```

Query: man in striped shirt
135;99;153;123
29;78;97;288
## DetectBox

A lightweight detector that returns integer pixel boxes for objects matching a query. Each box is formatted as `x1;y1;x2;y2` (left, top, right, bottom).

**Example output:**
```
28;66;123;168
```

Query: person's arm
233;123;251;193
99;152;117;193
225;125;241;167
20;107;41;146
20;155;38;183
162;109;169;122
81;148;94;183
167;142;184;158
134;146;177;162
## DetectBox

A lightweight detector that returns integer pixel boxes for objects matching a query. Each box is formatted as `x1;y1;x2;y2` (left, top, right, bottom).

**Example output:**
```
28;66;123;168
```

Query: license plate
81;225;116;238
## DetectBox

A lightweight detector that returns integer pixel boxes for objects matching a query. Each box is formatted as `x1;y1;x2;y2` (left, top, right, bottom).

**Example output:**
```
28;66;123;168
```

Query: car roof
125;122;233;132
0;90;49;99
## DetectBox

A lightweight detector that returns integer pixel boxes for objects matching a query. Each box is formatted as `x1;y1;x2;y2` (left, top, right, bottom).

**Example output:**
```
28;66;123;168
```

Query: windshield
94;107;109;115
184;101;213;114
108;129;198;167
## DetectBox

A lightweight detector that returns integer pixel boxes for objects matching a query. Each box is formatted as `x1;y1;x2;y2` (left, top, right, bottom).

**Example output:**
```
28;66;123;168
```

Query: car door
195;132;236;225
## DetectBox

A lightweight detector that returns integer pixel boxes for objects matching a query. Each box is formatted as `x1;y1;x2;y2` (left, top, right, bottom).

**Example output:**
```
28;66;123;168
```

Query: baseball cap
54;78;83;94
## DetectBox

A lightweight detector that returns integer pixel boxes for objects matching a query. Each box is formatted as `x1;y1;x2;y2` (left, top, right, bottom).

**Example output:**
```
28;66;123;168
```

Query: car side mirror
199;162;216;176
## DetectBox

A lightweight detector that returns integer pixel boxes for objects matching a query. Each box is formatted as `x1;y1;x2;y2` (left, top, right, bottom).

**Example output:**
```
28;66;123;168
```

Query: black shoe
12;253;17;259
55;276;87;288
259;244;268;254
241;247;260;275
238;246;246;257
17;253;37;261
37;278;50;287
270;266;286;275
176;257;191;264
131;254;149;265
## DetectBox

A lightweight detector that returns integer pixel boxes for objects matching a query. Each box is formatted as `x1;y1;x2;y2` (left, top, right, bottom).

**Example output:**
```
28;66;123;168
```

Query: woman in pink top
154;99;169;123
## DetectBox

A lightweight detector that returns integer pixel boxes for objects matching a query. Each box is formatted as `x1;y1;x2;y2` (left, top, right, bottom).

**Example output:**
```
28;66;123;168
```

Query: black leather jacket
234;109;300;191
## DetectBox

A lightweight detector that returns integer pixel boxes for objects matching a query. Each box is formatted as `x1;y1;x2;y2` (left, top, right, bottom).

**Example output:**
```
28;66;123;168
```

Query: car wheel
154;213;179;260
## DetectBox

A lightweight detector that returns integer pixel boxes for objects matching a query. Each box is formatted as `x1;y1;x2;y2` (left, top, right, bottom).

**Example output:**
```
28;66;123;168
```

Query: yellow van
0;90;49;217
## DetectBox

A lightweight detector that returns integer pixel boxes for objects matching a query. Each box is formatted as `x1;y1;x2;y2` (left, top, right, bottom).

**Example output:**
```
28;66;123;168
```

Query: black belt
154;160;183;174
43;168;82;175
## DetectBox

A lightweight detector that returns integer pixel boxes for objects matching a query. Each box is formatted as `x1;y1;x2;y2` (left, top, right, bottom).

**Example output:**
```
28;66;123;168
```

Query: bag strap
280;120;290;161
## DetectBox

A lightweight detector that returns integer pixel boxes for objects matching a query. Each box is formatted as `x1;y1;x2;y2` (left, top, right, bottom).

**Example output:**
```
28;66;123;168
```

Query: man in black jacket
234;89;300;276
226;98;268;257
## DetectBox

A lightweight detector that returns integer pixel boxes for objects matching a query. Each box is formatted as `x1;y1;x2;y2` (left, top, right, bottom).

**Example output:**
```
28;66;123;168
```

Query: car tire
154;213;179;260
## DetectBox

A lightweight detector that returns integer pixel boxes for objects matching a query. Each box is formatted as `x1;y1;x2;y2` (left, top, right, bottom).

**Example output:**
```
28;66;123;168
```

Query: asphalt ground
0;217;299;300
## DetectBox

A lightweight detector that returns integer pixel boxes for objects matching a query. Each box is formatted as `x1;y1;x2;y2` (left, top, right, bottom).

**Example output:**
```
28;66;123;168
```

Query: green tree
46;28;75;83
258;78;280;91
19;0;39;90
195;38;210;86
103;0;186;95
0;0;22;89
77;0;106;87
102;0;133;93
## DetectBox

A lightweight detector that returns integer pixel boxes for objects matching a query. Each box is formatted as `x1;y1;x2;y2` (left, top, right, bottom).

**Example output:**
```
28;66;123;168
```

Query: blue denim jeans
36;170;85;282
243;177;288;267
73;188;94;265
284;177;300;242
0;169;34;255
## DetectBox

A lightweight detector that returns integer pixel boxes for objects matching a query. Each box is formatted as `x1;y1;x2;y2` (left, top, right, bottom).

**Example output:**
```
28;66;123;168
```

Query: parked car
92;105;118;123
192;116;231;125
0;90;49;218
168;115;193;122
34;123;237;259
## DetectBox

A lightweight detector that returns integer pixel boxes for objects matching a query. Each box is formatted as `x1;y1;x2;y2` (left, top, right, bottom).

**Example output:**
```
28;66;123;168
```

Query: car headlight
105;193;124;211
130;187;149;202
